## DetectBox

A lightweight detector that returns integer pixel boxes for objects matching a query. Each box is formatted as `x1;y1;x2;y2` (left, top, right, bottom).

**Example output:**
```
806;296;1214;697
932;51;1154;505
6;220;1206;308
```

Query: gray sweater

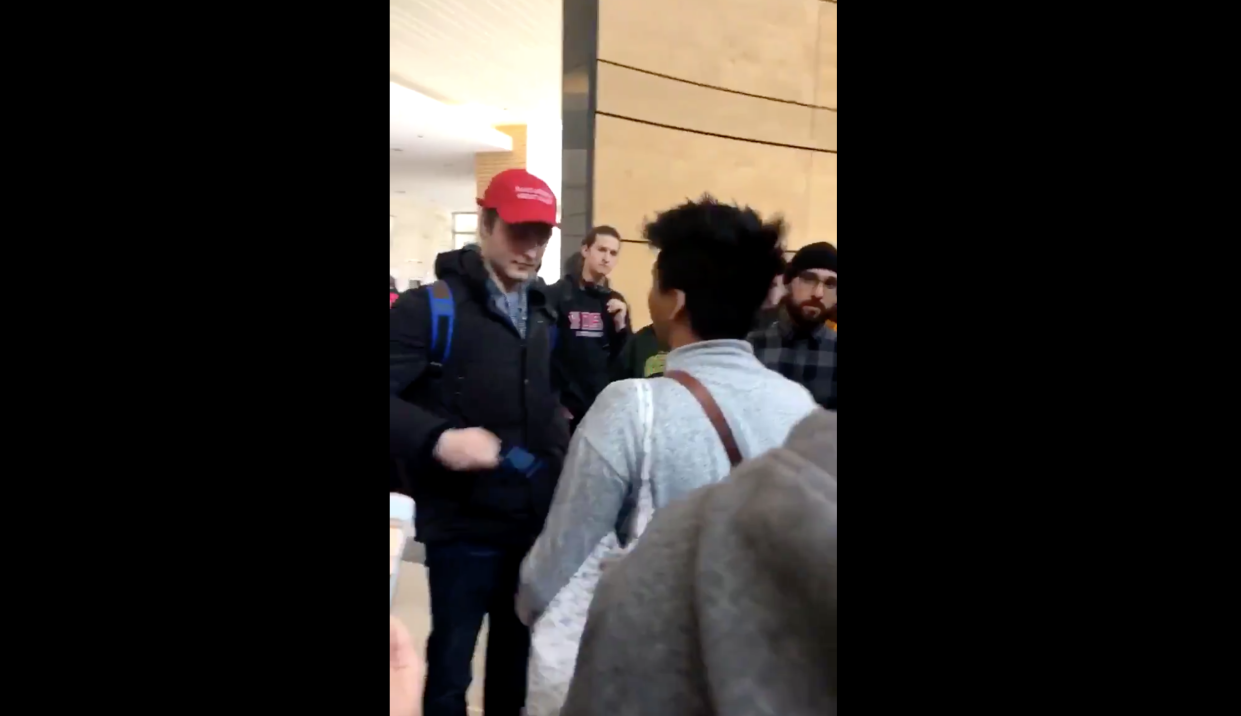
563;409;838;716
517;339;818;623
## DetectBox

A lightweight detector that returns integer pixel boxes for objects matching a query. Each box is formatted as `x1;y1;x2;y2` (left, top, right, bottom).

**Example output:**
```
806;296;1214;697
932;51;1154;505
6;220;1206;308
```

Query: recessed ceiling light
417;135;423;139
391;147;402;152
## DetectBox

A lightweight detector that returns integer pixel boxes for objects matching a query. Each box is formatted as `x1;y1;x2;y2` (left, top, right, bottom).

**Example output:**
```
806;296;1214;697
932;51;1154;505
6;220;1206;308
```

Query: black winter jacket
389;248;570;546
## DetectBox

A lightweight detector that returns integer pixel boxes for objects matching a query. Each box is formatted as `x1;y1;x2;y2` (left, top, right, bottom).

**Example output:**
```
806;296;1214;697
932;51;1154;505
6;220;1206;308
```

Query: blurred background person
517;196;818;715
751;273;787;331
748;242;837;411
550;226;631;432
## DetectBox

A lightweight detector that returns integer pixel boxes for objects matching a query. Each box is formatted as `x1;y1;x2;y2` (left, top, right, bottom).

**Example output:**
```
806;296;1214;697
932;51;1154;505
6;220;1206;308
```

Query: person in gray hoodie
562;409;837;716
516;196;819;714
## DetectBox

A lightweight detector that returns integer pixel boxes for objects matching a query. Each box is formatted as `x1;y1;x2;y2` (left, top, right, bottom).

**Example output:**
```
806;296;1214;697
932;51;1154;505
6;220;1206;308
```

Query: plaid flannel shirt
747;316;837;410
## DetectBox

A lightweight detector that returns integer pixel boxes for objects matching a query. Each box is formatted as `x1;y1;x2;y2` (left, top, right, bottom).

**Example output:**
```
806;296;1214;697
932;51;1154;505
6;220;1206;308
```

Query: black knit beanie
784;242;837;282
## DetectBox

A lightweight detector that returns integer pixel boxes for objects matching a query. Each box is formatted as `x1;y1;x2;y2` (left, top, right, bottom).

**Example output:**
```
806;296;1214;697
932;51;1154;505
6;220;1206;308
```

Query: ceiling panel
389;82;513;160
390;0;561;121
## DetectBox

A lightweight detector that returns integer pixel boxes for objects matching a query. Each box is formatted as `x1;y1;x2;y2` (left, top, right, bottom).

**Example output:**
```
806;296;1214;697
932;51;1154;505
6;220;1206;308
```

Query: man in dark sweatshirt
389;168;569;716
550;226;631;431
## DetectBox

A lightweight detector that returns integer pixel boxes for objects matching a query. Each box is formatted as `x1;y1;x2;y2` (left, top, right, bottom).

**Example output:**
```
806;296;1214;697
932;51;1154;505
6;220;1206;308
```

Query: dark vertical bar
560;0;598;272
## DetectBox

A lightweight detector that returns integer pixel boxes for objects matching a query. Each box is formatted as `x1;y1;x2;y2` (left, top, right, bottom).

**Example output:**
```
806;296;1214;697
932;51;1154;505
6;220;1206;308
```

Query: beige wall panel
609;244;659;329
598;0;821;105
594;115;813;248
811;109;838;152
805;153;838;248
597;61;815;146
594;115;817;325
817;2;838;108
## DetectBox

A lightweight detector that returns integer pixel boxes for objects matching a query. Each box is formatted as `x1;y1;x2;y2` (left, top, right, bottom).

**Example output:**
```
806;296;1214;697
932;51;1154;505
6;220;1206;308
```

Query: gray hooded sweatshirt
563;409;838;716
517;338;818;623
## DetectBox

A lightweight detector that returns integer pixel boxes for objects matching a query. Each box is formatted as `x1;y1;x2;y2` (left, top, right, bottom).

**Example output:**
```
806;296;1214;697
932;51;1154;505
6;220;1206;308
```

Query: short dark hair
480;207;553;243
481;208;499;233
583;225;621;247
646;195;785;340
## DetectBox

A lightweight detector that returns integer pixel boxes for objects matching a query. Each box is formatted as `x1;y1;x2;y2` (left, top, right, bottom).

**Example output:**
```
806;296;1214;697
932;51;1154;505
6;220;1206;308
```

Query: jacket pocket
457;365;523;427
467;471;533;520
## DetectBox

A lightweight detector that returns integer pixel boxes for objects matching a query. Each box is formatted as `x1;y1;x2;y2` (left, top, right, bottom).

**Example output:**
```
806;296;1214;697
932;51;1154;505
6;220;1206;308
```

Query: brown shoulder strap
664;370;743;467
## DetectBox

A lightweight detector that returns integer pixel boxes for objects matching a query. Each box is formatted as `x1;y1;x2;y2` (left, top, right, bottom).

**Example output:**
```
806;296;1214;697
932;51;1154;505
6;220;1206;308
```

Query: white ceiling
389;83;507;210
390;161;477;212
390;82;512;159
390;0;561;124
390;0;559;210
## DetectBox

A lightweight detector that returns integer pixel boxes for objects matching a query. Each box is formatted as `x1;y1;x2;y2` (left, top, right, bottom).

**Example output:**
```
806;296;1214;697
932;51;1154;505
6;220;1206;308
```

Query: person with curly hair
516;196;819;715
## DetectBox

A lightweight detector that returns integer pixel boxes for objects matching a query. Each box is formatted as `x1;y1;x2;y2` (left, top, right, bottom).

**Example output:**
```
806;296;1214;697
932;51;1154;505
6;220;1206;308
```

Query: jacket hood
433;246;549;303
556;273;621;302
434;245;483;280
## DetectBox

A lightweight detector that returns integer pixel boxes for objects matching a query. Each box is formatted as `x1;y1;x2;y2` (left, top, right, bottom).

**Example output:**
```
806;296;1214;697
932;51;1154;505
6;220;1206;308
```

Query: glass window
452;212;478;233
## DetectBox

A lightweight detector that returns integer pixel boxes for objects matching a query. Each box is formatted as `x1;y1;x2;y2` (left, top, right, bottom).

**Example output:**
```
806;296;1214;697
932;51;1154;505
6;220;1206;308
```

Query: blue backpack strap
426;281;455;367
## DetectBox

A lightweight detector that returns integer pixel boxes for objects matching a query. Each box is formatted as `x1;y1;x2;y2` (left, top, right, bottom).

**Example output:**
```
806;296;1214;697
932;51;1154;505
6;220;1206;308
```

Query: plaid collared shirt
748;314;837;410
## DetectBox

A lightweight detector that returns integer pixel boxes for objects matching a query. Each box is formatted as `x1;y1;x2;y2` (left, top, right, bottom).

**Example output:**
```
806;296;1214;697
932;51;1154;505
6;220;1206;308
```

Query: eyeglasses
796;271;837;290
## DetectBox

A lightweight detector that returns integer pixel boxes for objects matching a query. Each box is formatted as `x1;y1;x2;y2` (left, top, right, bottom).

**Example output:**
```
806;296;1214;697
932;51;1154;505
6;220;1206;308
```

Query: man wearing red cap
389;168;569;716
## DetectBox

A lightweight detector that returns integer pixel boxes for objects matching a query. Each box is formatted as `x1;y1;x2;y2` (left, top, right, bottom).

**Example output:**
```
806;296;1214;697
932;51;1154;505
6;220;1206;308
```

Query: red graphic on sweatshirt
580;312;603;331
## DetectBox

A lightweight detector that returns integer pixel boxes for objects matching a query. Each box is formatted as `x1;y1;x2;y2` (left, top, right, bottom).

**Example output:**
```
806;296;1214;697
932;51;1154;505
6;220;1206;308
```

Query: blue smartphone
499;446;544;479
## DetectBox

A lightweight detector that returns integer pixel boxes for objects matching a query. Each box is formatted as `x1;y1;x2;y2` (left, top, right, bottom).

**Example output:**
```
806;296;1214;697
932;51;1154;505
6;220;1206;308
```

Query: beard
784;296;832;330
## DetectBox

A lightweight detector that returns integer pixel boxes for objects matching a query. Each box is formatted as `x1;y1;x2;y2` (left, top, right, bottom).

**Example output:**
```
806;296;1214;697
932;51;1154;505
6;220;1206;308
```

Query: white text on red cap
514;186;554;204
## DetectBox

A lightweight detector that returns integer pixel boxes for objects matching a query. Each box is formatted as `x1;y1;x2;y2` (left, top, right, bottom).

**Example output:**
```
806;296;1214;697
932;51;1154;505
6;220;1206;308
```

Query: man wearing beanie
747;242;837;410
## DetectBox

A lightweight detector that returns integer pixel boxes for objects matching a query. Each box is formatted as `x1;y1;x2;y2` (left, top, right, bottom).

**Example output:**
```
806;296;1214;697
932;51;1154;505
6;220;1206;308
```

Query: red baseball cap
477;168;558;226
